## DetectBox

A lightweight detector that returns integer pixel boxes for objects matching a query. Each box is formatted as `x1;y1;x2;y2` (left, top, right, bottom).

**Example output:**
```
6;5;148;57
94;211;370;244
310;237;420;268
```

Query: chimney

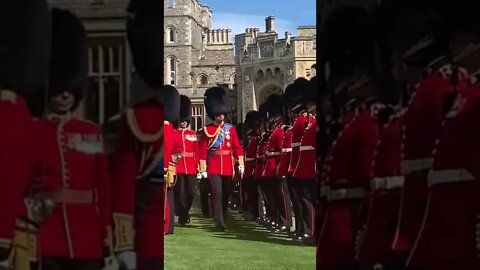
265;16;275;32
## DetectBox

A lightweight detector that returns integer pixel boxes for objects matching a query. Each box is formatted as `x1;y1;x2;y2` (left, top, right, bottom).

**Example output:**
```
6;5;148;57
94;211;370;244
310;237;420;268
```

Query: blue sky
201;0;317;41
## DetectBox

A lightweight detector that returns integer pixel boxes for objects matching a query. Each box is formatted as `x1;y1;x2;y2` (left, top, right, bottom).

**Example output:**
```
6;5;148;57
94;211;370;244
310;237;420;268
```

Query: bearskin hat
204;87;227;119
163;85;180;125
266;94;283;119
244;110;260;131
127;0;164;89
48;8;87;109
283;83;302;110
258;103;268;125
179;95;192;124
302;76;317;104
377;0;447;66
0;0;51;99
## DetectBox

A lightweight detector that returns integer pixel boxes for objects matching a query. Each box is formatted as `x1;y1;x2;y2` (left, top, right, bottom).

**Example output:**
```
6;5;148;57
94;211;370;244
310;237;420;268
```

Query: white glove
238;165;245;175
196;173;202;179
354;225;366;259
201;172;208;178
103;254;119;270
0;259;10;270
117;251;136;270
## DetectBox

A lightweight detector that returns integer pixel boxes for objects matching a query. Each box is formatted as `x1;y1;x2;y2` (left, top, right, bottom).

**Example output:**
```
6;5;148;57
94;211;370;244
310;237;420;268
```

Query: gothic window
166;27;176;43
256;70;264;80
274;67;281;77
86;38;126;126
191;104;205;131
266;69;273;77
166;56;176;85
197;74;208;86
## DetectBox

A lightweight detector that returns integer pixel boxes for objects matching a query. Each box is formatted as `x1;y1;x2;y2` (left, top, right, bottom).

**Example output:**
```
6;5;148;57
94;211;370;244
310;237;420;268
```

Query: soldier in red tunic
254;104;269;226
242;110;261;221
261;94;291;233
163;86;180;235
317;6;379;269
0;1;51;269
198;87;244;231
277;85;300;238
110;1;165;269
389;4;470;269
30;9;114;270
406;2;480;269
173;95;198;226
293;77;317;244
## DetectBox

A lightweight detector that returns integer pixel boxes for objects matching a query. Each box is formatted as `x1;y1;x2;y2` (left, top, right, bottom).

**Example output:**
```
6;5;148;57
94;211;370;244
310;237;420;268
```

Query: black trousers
277;176;293;229
244;178;260;218
199;176;211;217
293;178;316;236
141;258;164;270
173;174;196;222
166;187;175;234
42;257;102;270
287;174;302;234
209;174;233;227
259;179;278;224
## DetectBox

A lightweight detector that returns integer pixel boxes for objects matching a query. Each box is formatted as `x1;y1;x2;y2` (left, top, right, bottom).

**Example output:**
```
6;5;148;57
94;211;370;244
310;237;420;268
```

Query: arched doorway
257;84;283;106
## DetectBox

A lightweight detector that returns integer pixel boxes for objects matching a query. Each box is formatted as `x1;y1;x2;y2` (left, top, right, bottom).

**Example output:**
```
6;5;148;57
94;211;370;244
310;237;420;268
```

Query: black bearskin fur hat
0;0;51;100
127;0;164;89
179;95;192;124
204;87;227;119
164;85;180;125
49;8;87;110
266;94;283;118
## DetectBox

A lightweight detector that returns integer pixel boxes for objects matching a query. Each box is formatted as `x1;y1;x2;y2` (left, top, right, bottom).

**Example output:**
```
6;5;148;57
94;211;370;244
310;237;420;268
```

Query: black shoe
214;225;226;232
186;215;191;224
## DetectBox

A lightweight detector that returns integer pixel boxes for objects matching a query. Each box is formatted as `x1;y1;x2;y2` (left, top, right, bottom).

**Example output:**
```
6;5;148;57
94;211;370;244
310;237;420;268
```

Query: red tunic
255;134;268;179
288;114;309;174
317;108;378;268
358;115;403;266
174;128;198;175
262;126;284;178
198;122;243;176
244;135;258;180
293;116;317;180
32;114;110;259
110;97;164;262
407;80;480;270
277;126;292;177
0;90;35;251
393;66;469;254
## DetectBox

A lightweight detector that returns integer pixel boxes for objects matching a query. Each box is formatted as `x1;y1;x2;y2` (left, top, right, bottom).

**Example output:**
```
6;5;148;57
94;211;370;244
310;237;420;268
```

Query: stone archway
257;83;283;107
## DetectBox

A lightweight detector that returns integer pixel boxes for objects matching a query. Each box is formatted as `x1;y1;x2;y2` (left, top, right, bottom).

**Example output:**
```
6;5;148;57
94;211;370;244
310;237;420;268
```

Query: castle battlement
206;28;232;44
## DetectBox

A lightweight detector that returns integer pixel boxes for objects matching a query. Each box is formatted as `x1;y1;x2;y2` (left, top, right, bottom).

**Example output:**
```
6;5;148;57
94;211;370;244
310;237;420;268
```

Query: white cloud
211;12;296;43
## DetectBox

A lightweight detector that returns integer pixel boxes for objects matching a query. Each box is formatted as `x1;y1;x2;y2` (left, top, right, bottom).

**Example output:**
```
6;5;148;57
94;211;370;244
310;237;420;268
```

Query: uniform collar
45;112;72;125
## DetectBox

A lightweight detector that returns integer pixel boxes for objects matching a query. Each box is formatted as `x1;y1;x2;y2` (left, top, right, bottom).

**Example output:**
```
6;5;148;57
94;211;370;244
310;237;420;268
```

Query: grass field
164;202;316;270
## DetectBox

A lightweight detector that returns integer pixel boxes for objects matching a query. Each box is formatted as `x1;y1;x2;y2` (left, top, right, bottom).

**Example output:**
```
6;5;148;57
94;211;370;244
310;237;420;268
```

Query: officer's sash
208;123;232;151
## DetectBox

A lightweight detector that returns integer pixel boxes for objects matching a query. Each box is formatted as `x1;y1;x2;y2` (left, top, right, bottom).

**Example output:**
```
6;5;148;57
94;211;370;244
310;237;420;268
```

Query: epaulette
0;90;17;104
125;108;163;143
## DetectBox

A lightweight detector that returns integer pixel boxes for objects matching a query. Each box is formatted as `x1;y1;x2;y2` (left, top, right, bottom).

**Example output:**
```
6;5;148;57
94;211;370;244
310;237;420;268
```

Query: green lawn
164;202;316;270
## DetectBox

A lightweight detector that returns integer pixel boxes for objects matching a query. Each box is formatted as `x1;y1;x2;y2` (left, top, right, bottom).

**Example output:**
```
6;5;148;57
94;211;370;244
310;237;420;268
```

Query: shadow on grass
182;207;310;247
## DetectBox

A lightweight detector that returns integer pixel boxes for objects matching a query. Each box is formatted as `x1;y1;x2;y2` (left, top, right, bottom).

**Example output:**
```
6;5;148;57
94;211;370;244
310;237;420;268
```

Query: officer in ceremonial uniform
292;76;317;244
390;2;470;268
262;94;291;233
198;87;244;231
163;86;181;235
110;1;165;269
406;2;480;269
30;9;115;270
242;110;261;221
0;1;51;269
173;95;198;226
